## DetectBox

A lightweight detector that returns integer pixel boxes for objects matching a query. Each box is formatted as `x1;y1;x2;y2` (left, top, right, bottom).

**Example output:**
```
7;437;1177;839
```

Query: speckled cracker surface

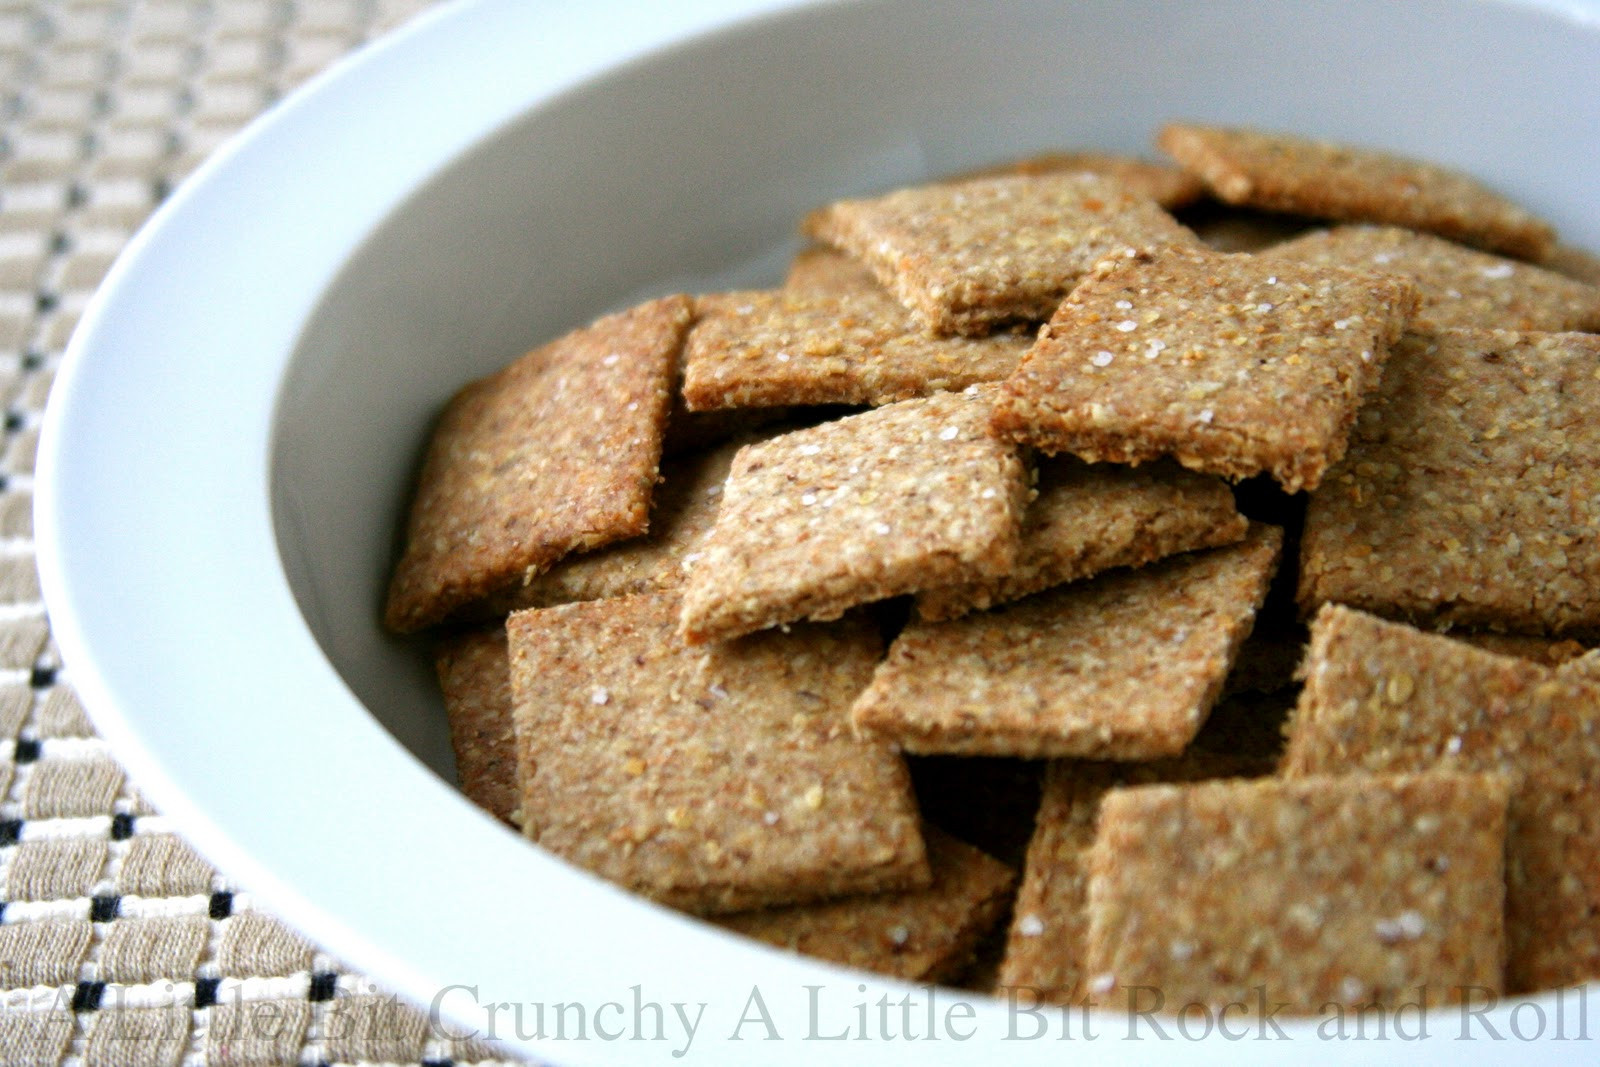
804;173;1199;335
435;628;519;828
684;289;1029;410
1085;772;1508;1010
716;828;1015;983
950;151;1205;209
1263;225;1600;333
384;295;688;632
1158;122;1556;260
507;593;927;915
1283;605;1600;993
992;246;1416;492
679;388;1028;643
1299;328;1600;634
915;457;1247;620
852;525;1281;759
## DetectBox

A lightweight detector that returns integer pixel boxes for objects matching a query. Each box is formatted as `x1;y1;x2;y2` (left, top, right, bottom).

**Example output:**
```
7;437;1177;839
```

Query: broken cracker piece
852;524;1281;759
1158;122;1556;260
992;245;1416;492
679;388;1028;644
434;627;519;828
508;593;927;915
804;172;1198;335
948;151;1206;209
384;295;689;632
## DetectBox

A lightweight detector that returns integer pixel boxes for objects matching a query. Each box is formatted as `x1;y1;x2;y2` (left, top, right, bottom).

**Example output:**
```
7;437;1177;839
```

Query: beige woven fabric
0;2;523;1064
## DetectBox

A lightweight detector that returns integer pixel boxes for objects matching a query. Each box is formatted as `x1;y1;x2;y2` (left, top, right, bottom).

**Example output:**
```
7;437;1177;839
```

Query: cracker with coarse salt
1158;122;1557;260
384;295;689;632
508;592;928;915
683;289;1030;410
992;245;1416;492
851;524;1281;760
949;151;1205;210
1082;772;1509;1011
1298;328;1600;635
678;387;1029;644
716;827;1015;983
915;456;1247;621
804;172;1199;335
435;627;519;828
1283;604;1600;993
1263;225;1600;333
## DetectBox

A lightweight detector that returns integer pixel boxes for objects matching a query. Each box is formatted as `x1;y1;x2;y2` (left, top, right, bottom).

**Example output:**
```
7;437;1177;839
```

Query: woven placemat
0;3;524;1064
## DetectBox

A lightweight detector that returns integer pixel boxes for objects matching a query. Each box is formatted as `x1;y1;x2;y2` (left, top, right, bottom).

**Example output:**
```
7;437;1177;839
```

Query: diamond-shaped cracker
435;628;519;827
804;172;1199;335
678;387;1028;644
508;593;927;915
1083;772;1509;1010
915;456;1246;621
948;151;1205;209
851;525;1281;759
1299;328;1600;634
991;245;1416;492
683;289;1030;410
1158;122;1557;260
1283;604;1600;993
1263;225;1600;332
384;295;688;632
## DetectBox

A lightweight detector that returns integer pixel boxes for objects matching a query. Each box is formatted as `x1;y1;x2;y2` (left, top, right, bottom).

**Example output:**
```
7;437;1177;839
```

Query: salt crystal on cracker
434;627;519;828
1159;122;1557;260
508;592;927;915
949;151;1205;209
992;245;1416;492
384;295;688;632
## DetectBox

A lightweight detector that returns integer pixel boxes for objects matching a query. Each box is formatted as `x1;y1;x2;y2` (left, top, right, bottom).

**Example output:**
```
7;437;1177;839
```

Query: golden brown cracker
434;627;519;827
783;246;880;294
950;151;1205;209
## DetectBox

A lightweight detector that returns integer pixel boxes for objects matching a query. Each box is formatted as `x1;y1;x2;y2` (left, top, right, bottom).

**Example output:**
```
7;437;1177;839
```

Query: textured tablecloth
0;2;522;1063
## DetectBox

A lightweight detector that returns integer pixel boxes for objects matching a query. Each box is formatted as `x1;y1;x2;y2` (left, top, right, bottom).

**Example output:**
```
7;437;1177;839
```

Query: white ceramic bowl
37;0;1600;1062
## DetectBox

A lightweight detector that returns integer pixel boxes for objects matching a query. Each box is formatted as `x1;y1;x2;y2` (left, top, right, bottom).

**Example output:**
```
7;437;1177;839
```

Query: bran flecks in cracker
678;387;1029;644
1158;123;1557;260
784;246;881;295
948;151;1206;210
915;457;1247;621
1263;225;1600;333
508;593;928;915
384;295;689;632
434;628;519;828
1283;604;1600;993
1298;328;1600;635
1083;772;1509;1011
991;245;1416;492
684;289;1030;410
716;828;1016;984
804;172;1199;336
851;524;1281;760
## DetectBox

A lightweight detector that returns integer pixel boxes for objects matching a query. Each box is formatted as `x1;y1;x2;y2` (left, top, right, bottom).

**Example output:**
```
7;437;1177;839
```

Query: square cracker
851;524;1281;759
915;456;1247;621
947;151;1206;209
1283;604;1600;993
507;592;928;915
1158;122;1556;260
683;289;1030;410
1262;225;1600;333
804;172;1199;335
1083;772;1509;1011
991;245;1416;492
384;295;689;632
679;387;1029;644
1298;328;1600;634
716;828;1015;983
434;628;519;828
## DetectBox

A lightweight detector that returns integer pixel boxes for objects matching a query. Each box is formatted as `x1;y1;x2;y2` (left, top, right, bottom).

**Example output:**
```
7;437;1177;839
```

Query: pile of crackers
386;124;1600;1008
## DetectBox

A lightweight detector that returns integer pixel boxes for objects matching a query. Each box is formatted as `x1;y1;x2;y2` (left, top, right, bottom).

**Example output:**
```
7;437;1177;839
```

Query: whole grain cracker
507;593;927;915
784;246;881;295
851;525;1282;759
1263;225;1600;333
915;457;1247;621
991;245;1417;492
678;387;1028;644
1158;122;1557;260
716;827;1015;983
1298;328;1600;634
948;151;1206;209
804;172;1199;335
683;289;1030;410
384;295;688;632
1083;771;1508;1011
1455;632;1589;667
434;627;519;828
1283;604;1600;992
